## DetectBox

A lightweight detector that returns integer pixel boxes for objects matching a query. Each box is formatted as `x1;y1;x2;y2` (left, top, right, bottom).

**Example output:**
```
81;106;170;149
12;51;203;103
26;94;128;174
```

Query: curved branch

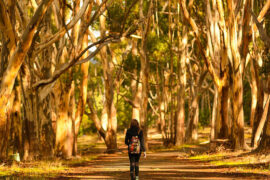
33;35;117;89
33;0;91;55
251;11;270;48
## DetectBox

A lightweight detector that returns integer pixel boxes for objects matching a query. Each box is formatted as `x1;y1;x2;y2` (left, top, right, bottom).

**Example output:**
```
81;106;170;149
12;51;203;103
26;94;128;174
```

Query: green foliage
116;95;132;131
199;105;211;127
107;0;139;34
147;31;169;63
107;1;125;33
79;114;97;136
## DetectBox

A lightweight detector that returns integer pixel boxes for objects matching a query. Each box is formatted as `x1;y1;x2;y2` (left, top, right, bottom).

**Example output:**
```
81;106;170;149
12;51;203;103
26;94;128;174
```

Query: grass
63;155;98;166
0;154;101;178
189;153;226;161
188;148;270;176
211;160;250;166
0;161;67;177
0;134;102;178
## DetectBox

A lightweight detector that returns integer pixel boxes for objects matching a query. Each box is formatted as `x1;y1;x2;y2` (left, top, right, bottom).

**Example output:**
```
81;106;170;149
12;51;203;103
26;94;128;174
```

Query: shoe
135;176;139;180
130;172;135;180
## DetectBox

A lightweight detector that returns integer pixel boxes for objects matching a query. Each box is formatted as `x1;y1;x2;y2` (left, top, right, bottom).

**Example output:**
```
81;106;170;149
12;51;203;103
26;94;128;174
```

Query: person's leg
135;153;141;178
129;153;136;180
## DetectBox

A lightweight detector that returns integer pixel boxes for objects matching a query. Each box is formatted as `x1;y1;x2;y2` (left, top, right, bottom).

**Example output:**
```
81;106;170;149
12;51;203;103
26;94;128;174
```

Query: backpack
129;133;141;154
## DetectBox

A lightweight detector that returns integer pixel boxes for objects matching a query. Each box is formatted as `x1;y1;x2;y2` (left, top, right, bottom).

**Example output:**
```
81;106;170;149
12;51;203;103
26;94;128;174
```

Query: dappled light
0;0;270;179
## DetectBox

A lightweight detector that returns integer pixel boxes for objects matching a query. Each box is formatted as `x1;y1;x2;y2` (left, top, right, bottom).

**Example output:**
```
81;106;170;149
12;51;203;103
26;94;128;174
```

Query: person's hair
130;119;140;132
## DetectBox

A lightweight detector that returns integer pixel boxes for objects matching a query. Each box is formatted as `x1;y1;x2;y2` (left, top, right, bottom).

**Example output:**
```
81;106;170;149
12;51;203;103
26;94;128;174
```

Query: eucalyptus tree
181;0;254;150
0;0;54;160
250;0;270;148
253;0;270;151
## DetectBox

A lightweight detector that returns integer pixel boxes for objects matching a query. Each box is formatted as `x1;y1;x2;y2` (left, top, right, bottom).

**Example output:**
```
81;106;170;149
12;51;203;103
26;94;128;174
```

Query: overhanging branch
33;35;118;89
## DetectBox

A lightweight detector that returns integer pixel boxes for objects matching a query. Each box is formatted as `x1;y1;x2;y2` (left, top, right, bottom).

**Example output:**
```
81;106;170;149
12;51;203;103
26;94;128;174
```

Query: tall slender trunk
138;0;153;150
211;87;218;141
131;79;142;121
74;32;90;156
131;39;141;121
87;0;118;152
175;5;186;146
157;67;166;139
186;93;199;142
257;77;270;152
229;0;251;150
252;94;270;147
251;59;264;147
175;87;186;145
163;69;170;141
250;58;257;128
185;63;207;142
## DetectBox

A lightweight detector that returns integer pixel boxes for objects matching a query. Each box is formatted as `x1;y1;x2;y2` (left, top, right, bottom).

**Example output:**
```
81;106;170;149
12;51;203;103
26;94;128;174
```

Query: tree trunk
0;91;14;159
186;95;199;143
138;0;153;150
54;42;75;158
55;81;74;158
131;78;142;121
211;87;218;141
175;89;186;145
175;10;186;146
250;58;258;128
131;39;141;121
163;69;170;142
257;92;270;152
39;93;55;158
251;59;264;147
185;63;207;142
87;0;118;152
218;85;230;138
23;89;40;160
74;28;90;156
38;10;56;158
252;94;270;148
231;71;245;150
20;61;43;161
10;85;23;155
157;68;166;140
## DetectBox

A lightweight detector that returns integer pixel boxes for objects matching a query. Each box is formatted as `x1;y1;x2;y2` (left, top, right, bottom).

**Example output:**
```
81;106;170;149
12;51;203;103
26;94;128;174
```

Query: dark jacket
125;127;146;152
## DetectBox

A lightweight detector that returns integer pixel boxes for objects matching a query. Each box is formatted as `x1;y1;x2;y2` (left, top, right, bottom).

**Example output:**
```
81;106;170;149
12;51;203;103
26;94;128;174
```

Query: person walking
125;119;146;180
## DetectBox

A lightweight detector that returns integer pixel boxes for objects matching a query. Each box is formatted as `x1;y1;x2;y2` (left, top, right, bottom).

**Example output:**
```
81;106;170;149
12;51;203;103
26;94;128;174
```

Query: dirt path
3;129;270;180
54;143;269;180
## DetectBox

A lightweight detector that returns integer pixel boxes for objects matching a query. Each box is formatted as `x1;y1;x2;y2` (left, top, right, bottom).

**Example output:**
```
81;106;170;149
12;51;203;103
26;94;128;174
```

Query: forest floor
2;127;270;179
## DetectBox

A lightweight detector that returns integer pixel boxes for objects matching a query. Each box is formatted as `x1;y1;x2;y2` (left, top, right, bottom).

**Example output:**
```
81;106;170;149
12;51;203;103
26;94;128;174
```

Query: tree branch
33;0;91;55
33;35;117;89
251;11;270;48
